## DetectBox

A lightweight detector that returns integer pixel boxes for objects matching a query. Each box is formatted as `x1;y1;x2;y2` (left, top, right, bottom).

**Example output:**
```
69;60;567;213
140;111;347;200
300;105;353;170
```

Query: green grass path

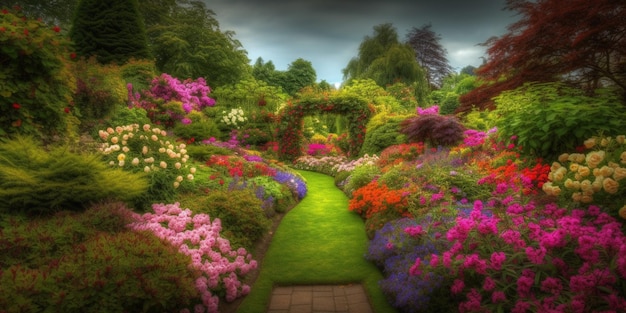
236;170;397;313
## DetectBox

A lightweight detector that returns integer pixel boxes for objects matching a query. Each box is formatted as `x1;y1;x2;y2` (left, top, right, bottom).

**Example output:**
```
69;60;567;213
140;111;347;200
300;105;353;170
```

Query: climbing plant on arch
277;94;375;160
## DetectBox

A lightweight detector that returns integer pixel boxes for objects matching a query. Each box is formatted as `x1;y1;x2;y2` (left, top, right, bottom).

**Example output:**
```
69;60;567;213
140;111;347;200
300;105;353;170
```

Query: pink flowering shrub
128;203;257;313
128;73;216;127
411;200;626;312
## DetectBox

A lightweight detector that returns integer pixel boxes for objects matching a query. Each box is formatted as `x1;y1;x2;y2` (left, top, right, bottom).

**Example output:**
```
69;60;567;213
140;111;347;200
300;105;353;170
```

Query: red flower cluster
348;181;409;218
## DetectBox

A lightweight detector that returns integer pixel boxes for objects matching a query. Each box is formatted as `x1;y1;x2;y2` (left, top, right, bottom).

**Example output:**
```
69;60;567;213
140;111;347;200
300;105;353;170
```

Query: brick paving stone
292;290;313;305
269;284;374;313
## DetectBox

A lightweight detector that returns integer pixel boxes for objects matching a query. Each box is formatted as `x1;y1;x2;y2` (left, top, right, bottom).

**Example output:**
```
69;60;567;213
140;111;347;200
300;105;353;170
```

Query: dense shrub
72;57;128;124
493;82;626;160
96;123;196;210
0;136;148;214
1;8;76;140
172;115;221;143
180;189;271;250
343;164;382;197
400;114;466;147
0;204;199;312
360;113;408;156
543;134;626;219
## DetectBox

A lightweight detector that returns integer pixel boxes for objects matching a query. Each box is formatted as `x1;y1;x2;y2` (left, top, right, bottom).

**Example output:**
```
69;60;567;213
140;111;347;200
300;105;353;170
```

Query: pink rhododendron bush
129;202;257;313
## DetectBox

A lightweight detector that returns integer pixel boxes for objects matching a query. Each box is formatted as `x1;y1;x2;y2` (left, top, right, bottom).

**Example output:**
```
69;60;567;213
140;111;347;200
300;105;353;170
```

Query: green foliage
119;58;157;91
1;8;76;140
360;113;409;156
344;164;382;196
70;0;150;64
281;58;317;95
103;107;151;131
277;93;374;160
147;1;248;86
185;144;233;162
460;107;498;131
0;136;148;214
172;116;221;142
0;206;198;312
343;23;426;88
72;57;128;124
400;114;466;147
180;189;271;250
494;82;626;160
430;73;478;115
212;77;288;113
96;124;196;210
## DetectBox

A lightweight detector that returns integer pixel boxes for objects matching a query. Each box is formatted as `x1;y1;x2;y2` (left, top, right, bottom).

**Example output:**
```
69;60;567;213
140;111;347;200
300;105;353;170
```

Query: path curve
234;170;397;313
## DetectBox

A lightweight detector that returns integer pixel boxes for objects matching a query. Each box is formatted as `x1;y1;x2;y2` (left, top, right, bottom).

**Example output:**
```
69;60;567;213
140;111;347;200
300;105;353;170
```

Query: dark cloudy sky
203;0;517;85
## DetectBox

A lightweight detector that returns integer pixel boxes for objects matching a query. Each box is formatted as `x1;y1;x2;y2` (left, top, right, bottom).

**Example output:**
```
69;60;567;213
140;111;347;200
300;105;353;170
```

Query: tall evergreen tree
406;23;453;88
70;0;151;64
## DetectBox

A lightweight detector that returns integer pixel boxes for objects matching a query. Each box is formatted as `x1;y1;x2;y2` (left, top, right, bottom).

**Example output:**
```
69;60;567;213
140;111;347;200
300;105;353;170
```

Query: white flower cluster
98;124;196;189
221;107;247;129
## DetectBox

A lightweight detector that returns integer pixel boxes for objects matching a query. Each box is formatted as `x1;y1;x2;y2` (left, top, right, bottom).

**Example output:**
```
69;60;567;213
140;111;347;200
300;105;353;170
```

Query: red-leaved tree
458;0;626;113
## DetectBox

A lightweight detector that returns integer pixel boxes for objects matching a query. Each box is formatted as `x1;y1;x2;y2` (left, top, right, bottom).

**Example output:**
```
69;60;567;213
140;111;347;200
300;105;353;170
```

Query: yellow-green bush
0;136;148;214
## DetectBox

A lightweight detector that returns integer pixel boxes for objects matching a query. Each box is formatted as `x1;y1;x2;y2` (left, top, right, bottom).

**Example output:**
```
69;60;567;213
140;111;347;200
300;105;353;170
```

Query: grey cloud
204;0;513;83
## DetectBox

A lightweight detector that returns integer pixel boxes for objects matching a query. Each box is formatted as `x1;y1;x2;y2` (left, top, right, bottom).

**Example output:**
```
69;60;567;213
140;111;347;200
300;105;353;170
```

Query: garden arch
277;94;374;160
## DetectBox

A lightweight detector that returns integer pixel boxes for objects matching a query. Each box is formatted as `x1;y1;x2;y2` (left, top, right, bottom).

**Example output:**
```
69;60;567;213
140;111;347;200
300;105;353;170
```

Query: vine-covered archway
277;94;374;160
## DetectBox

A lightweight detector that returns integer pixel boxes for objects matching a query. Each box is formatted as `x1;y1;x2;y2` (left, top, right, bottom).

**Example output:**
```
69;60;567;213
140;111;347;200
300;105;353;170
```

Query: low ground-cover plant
0;136;148;214
177;189;271;250
0;203;200;312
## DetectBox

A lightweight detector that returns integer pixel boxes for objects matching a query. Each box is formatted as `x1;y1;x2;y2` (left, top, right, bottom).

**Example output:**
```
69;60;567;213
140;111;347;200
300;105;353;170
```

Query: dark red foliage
458;0;626;113
399;114;466;147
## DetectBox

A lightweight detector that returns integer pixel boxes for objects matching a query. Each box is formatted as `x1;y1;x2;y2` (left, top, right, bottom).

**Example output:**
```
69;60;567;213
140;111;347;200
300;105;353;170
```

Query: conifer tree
70;0;151;64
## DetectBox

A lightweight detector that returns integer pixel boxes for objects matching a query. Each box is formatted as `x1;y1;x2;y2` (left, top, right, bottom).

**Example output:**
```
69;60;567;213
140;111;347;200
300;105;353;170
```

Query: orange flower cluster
348;181;409;218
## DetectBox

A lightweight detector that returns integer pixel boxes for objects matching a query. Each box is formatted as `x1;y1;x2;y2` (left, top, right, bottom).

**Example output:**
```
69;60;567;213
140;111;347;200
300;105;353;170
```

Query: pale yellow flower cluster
98;124;196;189
543;135;625;217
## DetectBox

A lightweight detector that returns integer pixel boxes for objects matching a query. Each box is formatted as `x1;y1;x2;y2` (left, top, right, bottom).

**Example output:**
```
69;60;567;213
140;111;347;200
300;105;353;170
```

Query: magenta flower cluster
128;203;257;313
150;73;216;113
411;197;626;312
127;73;216;125
463;127;497;147
306;143;330;156
416;105;439;115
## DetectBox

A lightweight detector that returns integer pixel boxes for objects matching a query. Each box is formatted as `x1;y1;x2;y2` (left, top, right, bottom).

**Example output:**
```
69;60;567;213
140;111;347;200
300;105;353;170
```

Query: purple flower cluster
273;170;307;199
128;203;257;313
366;218;449;312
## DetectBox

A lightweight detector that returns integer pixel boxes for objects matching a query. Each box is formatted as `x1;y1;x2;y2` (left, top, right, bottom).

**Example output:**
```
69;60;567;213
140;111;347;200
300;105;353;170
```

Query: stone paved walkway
268;284;373;313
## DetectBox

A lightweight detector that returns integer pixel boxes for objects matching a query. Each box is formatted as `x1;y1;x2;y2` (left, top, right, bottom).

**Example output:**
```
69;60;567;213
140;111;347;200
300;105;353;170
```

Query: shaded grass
236;170;397;313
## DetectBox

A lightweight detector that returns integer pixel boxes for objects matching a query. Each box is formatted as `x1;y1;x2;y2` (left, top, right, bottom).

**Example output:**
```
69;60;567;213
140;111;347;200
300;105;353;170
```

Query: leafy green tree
252;57;281;86
279;58;317;95
460;65;476;76
430;73;478;114
147;0;248;86
343;23;428;102
70;0;150;64
212;78;288;113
